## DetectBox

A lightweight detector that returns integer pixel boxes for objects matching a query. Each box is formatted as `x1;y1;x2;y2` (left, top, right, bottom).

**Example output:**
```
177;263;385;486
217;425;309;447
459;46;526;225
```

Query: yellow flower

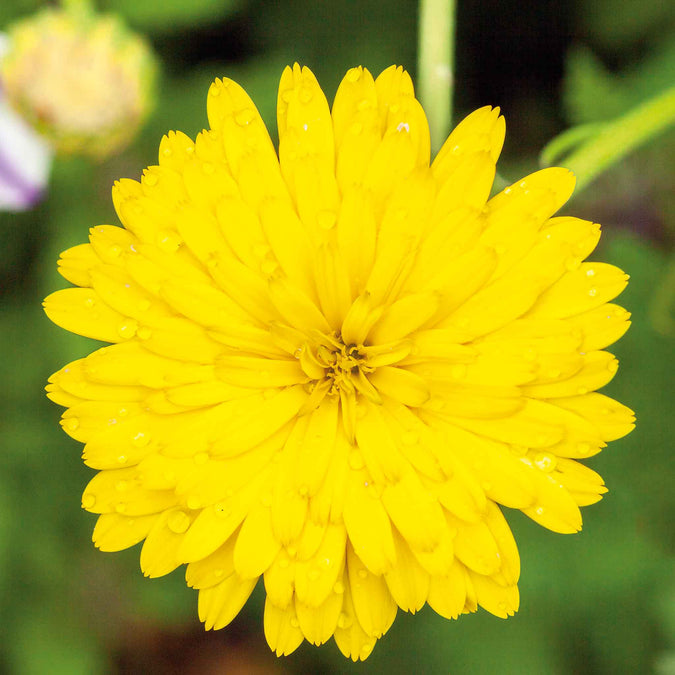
44;65;635;660
1;7;156;158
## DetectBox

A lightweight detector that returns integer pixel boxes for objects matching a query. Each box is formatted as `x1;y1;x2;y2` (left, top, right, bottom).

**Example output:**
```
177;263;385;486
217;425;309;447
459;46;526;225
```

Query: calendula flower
0;33;51;211
44;65;635;661
1;6;156;159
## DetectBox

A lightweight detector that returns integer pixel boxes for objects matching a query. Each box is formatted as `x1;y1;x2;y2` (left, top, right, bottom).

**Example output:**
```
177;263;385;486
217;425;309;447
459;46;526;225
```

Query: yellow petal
198;573;257;630
233;504;280;579
346;542;398;638
264;597;305;656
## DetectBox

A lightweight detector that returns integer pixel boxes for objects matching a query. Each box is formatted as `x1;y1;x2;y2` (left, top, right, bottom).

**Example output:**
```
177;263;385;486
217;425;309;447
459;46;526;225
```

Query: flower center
297;332;382;413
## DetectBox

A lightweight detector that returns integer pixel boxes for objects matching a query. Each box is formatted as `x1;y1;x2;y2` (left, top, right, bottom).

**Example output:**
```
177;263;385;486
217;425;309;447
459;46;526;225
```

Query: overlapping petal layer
45;64;634;660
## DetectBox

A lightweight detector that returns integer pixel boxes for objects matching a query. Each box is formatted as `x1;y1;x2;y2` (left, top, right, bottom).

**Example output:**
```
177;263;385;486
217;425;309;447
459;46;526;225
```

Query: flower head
1;7;156;158
44;65;635;660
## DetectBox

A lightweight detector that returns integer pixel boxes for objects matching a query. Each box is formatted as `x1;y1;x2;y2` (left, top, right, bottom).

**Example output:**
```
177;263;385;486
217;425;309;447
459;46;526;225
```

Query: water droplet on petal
333;581;345;594
115;502;127;514
64;417;79;431
187;496;202;511
535;506;544;516
143;172;158;187
299;87;313;104
308;569;320;581
588;288;597;297
349;121;363;135
137;327;152;340
318;210;336;230
117;455;128;465
577;386;589;395
118;322;137;339
348;451;364;470
345;69;361;83
202;162;215;175
357;568;368;579
168;510;190;534
337;612;352;628
396;121;410;133
290;617;300;628
234;108;255;126
214;568;225;578
82;493;96;509
132;432;149;447
534;452;557;472
279;559;290;569
115;480;129;492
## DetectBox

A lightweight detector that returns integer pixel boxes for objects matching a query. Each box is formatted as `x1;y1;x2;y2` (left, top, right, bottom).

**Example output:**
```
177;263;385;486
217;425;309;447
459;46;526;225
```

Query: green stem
561;84;675;194
418;0;456;155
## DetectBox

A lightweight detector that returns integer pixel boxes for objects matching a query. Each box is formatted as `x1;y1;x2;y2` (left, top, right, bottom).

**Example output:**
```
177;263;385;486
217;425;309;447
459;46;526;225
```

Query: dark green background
1;1;674;673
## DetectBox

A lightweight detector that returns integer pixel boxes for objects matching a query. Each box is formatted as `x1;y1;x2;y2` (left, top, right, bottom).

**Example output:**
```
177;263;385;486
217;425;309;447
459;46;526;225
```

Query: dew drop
115;480;129;492
117;455;128;465
534;506;544;516
162;147;172;157
360;644;374;659
115;502;127;514
348;451;364;470
566;257;581;271
534;452;557;472
81;493;96;509
337;612;352;629
357;568;368;579
576;442;591;456
261;259;278;275
157;231;181;253
504;187;512;194
168;510;190;534
389;103;400;114
286;546;297;559
143;172;158;187
280;88;293;103
333;581;345;595
396;121;410;133
132;432;149;447
137;327;152;340
187;496;202;511
299;87;313;104
64;417;80;431
290;617;300;628
588;288;598;297
586;268;596;277
345;69;361;83
577;386;589;395
202;162;215;175
349;121;363;135
214;568;225;578
84;297;96;308
279;559;290;569
318;210;336;230
298;485;309;497
607;360;618;373
118;322;137;339
138;299;151;312
308;569;320;581
234;108;255;126
210;83;221;97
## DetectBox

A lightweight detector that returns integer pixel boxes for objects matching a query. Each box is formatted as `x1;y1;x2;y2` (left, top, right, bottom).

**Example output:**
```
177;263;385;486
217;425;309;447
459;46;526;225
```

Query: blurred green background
1;0;674;673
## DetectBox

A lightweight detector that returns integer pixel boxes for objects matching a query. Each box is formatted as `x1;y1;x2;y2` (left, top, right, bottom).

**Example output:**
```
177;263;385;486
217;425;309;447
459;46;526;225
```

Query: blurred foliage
1;0;674;673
